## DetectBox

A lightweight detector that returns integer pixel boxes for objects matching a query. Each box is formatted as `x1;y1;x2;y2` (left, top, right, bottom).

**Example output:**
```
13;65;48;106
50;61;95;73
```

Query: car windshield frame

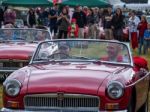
0;28;52;42
30;39;133;67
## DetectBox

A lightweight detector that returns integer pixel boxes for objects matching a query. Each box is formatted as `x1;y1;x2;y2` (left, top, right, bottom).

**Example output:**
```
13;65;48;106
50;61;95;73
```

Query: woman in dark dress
57;7;70;39
111;8;125;41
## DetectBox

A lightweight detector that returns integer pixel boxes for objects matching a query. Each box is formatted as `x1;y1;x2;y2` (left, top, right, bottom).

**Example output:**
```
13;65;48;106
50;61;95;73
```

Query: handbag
57;19;62;26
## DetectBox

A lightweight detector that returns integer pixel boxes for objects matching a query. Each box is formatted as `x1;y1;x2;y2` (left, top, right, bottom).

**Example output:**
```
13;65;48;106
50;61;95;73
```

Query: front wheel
138;99;148;112
127;96;135;112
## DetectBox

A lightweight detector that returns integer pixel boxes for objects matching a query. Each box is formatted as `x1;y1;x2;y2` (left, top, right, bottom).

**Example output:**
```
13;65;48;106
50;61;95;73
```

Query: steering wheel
48;52;70;59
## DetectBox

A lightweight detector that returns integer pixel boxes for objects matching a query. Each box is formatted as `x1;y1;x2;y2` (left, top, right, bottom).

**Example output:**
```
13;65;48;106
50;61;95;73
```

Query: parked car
14;19;24;28
1;39;149;112
146;15;150;23
0;28;51;82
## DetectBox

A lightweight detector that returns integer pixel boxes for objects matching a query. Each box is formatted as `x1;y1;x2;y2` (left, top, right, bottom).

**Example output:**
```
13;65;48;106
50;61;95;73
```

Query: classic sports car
2;39;150;112
0;28;51;82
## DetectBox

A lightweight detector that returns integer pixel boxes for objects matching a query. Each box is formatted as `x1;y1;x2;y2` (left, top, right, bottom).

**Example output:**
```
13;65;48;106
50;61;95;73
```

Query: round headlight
107;81;124;99
4;79;21;97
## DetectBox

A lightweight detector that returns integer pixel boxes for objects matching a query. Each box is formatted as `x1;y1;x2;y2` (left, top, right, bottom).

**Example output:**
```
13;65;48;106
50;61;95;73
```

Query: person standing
57;7;70;39
111;8;125;41
137;15;147;54
27;8;37;27
68;18;79;38
43;8;49;26
48;4;60;39
128;11;140;49
37;8;45;26
93;7;100;39
72;6;87;38
0;7;4;28
103;7;113;40
143;23;150;54
86;8;95;38
83;6;88;16
4;8;16;25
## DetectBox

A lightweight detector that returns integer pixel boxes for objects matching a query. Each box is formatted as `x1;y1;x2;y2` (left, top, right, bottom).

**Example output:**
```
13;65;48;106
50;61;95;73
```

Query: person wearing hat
48;43;70;59
83;6;88;16
68;18;79;38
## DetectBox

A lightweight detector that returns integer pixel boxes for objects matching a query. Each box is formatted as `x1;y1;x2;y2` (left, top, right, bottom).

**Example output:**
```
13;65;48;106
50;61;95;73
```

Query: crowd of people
0;4;150;55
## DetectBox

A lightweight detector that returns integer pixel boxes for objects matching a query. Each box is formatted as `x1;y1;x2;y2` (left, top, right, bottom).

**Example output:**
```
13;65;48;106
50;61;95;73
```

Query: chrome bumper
1;108;127;112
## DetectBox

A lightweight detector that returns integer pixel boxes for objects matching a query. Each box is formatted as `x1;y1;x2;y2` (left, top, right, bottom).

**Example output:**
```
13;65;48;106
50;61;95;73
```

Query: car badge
76;65;86;69
57;92;64;101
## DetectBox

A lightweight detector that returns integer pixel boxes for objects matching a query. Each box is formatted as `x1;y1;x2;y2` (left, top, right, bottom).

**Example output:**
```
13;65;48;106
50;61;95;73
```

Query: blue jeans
138;37;144;54
143;39;150;54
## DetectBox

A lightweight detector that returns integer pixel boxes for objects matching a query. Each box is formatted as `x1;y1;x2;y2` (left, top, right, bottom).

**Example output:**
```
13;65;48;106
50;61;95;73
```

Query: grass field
0;48;149;110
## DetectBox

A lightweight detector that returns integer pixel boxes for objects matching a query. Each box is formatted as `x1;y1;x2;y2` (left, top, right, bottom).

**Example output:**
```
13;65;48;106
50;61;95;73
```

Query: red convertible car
0;28;51;82
1;39;150;112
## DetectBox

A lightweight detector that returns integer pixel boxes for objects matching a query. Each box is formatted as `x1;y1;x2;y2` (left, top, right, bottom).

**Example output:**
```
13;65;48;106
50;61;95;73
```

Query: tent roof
62;0;110;7
2;0;53;7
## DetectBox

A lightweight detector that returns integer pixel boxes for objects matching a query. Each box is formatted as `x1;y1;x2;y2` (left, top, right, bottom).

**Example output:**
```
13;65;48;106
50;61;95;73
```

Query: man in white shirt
128;11;140;49
128;11;140;37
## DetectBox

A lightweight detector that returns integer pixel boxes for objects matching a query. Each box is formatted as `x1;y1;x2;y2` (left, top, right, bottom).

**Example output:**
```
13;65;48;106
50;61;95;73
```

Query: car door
135;68;150;111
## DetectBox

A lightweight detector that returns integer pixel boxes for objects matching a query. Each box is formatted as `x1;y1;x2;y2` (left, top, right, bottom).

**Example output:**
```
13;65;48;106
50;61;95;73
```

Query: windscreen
33;40;131;64
0;28;50;42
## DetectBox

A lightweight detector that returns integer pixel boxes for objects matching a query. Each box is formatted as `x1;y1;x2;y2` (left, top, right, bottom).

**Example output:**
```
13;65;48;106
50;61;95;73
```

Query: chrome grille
0;59;28;69
0;60;29;81
24;94;100;111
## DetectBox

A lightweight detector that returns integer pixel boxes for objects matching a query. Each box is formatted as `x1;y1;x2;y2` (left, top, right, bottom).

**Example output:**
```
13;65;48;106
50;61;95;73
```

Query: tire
0;76;5;83
127;96;135;112
138;99;148;112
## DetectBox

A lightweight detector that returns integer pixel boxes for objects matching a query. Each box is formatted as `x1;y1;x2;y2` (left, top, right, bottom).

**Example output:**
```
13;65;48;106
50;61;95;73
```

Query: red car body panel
27;64;123;94
0;43;37;60
4;62;149;111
